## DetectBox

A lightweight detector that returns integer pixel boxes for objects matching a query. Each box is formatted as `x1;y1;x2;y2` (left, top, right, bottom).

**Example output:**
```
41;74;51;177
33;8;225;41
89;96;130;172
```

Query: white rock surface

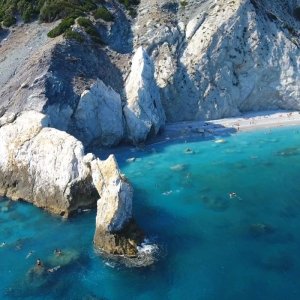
0;110;134;231
124;47;166;143
135;0;300;121
0;111;125;217
74;79;124;146
91;155;132;232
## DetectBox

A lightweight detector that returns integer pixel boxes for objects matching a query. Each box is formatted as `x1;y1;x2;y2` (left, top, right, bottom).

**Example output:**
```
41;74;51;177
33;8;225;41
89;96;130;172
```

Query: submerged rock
47;248;80;267
249;223;275;237
201;195;230;212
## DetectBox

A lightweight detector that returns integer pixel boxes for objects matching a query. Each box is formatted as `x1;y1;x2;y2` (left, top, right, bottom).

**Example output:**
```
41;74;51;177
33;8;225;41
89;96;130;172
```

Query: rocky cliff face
135;0;300;121
1;0;300;146
124;47;166;143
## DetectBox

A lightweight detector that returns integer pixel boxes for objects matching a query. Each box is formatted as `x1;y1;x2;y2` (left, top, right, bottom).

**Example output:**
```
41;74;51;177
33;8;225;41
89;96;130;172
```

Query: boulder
74;79;124;147
124;47;166;144
0;111;98;217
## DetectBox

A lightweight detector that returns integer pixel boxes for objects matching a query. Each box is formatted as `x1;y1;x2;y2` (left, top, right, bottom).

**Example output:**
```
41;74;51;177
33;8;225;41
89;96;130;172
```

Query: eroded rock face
92;155;143;257
74;79;124;146
0;111;98;216
135;0;300;121
0;111;143;256
124;47;166;144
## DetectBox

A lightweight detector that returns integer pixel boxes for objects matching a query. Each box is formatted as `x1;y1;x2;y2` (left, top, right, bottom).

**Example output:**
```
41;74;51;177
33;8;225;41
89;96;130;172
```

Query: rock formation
0;110;142;256
74;79;124;146
0;111;98;216
92;155;143;257
124;47;166;144
2;0;300;147
135;0;300;121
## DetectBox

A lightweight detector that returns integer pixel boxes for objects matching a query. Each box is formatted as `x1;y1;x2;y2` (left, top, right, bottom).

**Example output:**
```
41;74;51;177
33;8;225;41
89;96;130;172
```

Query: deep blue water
1;126;300;299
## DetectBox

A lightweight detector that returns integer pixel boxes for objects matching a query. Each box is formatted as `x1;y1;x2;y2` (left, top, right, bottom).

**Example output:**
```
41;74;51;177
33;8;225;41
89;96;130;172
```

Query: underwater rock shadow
5;250;91;299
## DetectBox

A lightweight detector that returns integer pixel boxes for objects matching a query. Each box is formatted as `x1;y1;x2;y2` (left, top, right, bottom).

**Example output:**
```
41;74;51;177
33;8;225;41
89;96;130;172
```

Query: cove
1;125;300;299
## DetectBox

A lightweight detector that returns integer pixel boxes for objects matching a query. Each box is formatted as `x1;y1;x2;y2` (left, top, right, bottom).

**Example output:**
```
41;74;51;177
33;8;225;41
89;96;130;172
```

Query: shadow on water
93;122;238;162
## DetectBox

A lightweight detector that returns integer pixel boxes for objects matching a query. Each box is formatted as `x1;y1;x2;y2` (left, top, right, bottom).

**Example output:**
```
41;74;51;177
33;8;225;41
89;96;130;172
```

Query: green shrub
40;2;76;22
180;0;188;7
64;28;84;42
0;0;117;26
118;0;140;10
94;6;113;22
2;13;16;27
47;17;75;38
77;16;93;28
0;9;5;22
77;17;103;44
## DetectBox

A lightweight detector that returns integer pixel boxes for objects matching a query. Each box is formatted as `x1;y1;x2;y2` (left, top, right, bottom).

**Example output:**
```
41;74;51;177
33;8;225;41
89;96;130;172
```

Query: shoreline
96;110;300;157
149;110;300;145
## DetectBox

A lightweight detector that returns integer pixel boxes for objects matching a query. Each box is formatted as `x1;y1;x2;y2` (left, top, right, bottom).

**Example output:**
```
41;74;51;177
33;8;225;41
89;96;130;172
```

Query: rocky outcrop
124;47;166;144
135;0;300;121
0;110;143;257
92;155;143;257
0;111;98;216
74;79;124;146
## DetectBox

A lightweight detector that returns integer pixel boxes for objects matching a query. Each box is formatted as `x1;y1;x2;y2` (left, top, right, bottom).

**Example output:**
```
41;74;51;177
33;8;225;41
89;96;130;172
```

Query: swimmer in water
36;259;43;267
47;265;61;273
229;192;237;199
26;251;33;259
54;249;62;256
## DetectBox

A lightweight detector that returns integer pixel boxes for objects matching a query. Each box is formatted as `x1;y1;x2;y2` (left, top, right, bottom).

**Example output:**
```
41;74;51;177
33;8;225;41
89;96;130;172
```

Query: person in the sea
47;265;61;273
36;259;43;267
54;249;63;256
229;192;237;198
28;258;46;277
26;250;33;259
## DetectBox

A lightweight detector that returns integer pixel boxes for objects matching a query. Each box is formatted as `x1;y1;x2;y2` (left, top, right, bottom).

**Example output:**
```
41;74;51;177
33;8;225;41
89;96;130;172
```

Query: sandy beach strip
152;110;300;144
98;110;300;157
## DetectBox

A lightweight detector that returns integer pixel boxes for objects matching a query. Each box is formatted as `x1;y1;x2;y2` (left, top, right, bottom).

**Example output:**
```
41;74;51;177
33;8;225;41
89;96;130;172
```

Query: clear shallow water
1;126;300;299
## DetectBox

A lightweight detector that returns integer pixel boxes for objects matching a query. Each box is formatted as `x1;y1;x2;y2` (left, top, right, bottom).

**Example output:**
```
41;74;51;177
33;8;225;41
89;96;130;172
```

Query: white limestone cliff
135;0;300;121
91;155;133;233
124;47;166;144
74;79;124;146
0;111;97;216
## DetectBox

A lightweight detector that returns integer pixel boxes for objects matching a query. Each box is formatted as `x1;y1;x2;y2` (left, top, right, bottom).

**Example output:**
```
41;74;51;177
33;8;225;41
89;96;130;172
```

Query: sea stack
91;155;143;257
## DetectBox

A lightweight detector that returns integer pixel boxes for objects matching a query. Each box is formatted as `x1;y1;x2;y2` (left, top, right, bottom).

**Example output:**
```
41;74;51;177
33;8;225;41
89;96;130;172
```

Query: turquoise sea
1;126;300;299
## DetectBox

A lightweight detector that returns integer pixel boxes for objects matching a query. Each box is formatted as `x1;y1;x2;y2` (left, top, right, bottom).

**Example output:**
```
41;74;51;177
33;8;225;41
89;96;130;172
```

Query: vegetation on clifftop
0;0;140;26
0;0;140;43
